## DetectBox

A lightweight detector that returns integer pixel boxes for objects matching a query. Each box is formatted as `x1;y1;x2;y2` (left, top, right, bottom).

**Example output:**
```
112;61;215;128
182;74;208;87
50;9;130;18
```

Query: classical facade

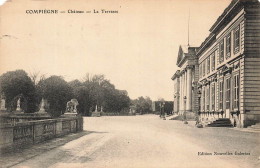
171;46;199;119
172;0;260;127
197;0;260;128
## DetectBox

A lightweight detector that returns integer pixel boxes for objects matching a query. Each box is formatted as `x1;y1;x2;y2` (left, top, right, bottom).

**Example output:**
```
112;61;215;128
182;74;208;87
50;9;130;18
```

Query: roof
177;45;198;67
196;33;215;57
209;0;240;32
176;45;188;67
196;0;260;57
171;70;180;80
209;0;259;33
180;45;189;53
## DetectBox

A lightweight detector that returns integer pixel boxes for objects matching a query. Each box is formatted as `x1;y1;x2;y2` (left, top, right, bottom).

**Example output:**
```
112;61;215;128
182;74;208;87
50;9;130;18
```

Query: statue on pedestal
0;97;7;111
65;99;79;113
16;98;21;111
92;104;101;117
38;98;47;113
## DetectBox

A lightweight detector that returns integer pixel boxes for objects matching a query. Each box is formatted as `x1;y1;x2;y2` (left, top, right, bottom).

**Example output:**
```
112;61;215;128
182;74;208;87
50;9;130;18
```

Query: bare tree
29;71;46;85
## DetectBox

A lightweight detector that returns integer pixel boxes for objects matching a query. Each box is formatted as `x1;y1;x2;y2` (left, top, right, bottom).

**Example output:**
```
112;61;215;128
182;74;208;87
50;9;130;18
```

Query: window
206;85;210;111
226;33;231;59
199;64;202;78
219;40;224;63
226;78;231;109
234;26;240;54
233;74;239;110
207;57;210;74
203;61;205;77
211;83;215;111
211;52;215;71
219;81;223;110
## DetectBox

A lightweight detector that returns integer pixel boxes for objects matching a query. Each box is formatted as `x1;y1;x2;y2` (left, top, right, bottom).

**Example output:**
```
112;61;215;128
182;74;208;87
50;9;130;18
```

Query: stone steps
250;124;260;129
206;118;233;127
246;123;260;132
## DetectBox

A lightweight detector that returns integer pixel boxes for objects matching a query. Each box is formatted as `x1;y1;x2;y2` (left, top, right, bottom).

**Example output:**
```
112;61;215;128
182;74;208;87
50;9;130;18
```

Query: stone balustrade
0;116;83;152
0;112;51;126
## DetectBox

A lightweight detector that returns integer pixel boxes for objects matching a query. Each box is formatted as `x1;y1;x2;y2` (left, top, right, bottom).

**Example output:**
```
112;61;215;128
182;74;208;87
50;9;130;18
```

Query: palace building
171;45;199;119
172;0;260;127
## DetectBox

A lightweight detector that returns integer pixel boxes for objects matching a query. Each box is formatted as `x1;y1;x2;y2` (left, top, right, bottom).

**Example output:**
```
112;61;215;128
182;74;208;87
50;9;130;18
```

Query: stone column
186;66;192;112
179;74;182;113
180;72;183;113
183;71;186;114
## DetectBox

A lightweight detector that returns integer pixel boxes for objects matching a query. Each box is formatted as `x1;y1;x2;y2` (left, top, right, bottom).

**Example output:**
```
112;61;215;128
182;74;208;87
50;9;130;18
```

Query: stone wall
100;112;136;116
0;116;83;152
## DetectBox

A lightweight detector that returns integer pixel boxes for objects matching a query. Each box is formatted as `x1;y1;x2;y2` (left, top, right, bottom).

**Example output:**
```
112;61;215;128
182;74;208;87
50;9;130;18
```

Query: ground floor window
226;77;231;109
211;83;215;111
219;80;223;110
206;85;210;111
233;74;239;110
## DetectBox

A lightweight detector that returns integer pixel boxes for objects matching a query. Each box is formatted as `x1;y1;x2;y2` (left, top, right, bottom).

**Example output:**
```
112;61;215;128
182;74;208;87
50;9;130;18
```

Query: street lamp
159;102;166;120
159;102;162;118
196;90;203;128
162;102;166;120
183;96;188;124
197;90;202;125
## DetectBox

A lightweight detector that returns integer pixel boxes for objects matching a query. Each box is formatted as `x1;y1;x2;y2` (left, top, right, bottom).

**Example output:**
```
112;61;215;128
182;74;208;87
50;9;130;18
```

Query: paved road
2;115;260;168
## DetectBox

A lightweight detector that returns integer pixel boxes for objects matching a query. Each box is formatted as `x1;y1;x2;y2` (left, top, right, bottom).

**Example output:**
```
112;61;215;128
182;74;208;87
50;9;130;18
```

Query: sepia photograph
0;0;259;167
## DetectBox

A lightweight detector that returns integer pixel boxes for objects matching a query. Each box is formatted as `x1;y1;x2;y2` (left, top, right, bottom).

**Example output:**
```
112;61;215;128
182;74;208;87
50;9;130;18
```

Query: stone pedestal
34;111;51;117
91;111;101;117
61;112;78;118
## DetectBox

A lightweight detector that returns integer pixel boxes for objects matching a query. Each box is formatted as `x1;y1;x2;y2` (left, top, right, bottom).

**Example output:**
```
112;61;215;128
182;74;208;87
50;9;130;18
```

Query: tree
68;80;93;116
131;96;152;114
29;71;46;86
37;76;73;117
0;70;37;113
79;74;130;114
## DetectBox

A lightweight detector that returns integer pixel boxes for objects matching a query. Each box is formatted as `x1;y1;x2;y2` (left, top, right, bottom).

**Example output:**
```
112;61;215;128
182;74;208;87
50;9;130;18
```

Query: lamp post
159;102;166;120
159;102;163;118
197;90;201;112
197;90;202;125
184;96;188;124
162;102;166;120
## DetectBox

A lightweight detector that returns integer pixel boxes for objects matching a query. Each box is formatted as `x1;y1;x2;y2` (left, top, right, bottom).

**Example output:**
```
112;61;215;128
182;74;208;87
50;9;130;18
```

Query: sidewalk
230;127;260;133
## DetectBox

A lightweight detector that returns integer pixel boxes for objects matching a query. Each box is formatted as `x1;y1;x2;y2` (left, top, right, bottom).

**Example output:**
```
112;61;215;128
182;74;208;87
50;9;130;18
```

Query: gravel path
2;115;259;168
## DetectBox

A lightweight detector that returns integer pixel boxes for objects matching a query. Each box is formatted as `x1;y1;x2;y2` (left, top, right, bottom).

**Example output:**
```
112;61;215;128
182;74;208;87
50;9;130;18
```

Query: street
2;115;260;168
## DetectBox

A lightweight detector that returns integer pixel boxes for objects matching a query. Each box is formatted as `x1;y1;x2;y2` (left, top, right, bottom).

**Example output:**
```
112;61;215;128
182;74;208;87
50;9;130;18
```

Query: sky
0;0;231;101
